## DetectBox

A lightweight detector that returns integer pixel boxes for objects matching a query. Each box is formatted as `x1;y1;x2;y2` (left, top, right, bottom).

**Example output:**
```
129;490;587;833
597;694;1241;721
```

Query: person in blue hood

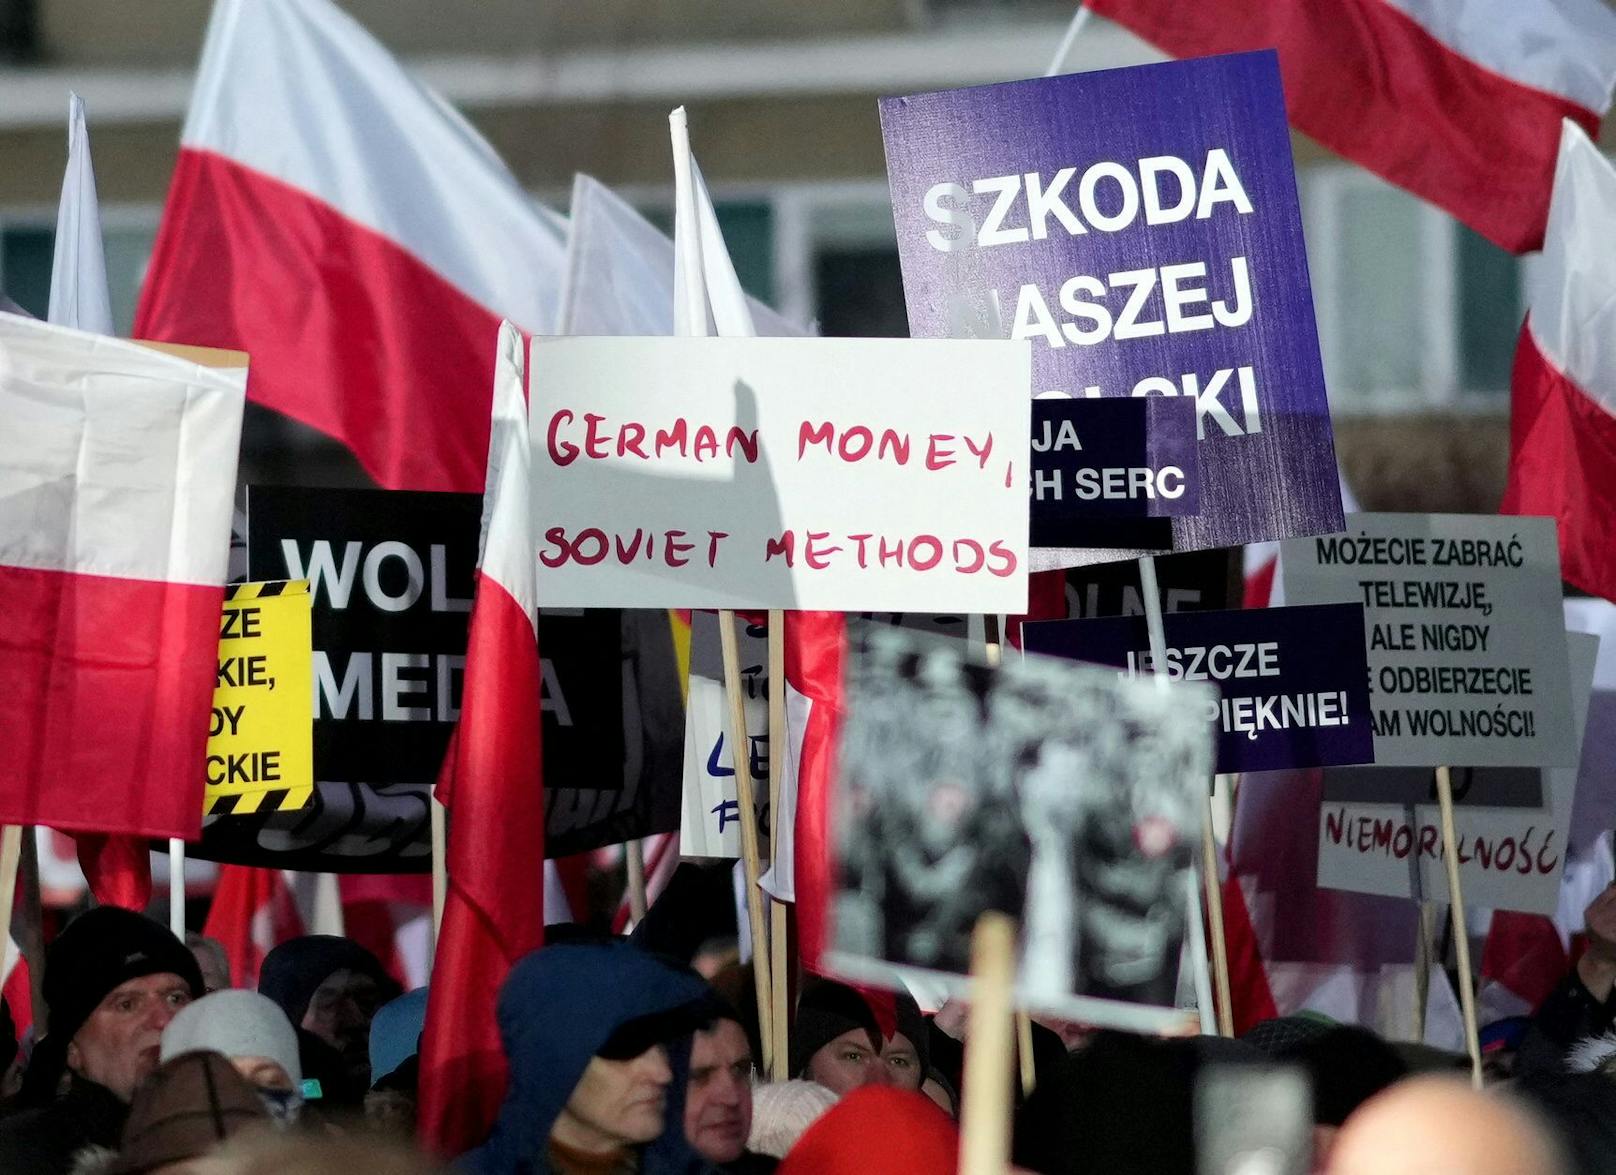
464;941;718;1175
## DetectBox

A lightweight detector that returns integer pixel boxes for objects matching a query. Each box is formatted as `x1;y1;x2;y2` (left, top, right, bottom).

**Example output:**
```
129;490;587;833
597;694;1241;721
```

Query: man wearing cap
463;941;717;1175
0;907;203;1175
789;979;890;1097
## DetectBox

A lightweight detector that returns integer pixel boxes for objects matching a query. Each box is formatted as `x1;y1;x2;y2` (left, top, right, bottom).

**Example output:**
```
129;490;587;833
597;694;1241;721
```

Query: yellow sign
204;580;314;817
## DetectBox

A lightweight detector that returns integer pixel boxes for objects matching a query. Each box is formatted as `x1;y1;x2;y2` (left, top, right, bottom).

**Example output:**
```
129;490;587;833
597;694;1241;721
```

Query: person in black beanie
789;979;888;1096
878;992;931;1092
0;906;203;1175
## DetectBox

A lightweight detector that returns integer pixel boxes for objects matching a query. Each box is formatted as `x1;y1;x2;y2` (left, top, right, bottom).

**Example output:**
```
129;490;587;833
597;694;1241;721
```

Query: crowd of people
2;873;1615;1174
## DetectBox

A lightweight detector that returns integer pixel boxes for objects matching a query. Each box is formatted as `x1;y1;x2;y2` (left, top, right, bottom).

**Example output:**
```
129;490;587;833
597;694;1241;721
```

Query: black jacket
0;1075;127;1175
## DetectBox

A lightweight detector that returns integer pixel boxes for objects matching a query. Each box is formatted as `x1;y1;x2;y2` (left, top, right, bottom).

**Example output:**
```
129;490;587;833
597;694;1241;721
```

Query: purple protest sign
1031;396;1197;551
1023;603;1375;774
880;51;1343;554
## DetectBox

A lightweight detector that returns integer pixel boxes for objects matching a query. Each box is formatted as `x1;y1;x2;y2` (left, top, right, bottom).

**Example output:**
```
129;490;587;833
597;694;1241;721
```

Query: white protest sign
1316;632;1596;915
680;612;770;859
1281;514;1575;768
529;336;1031;612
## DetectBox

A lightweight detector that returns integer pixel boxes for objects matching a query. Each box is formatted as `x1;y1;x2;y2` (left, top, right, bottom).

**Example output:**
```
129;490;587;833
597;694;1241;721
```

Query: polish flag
0;314;246;840
202;865;307;989
418;323;546;1156
1087;0;1616;254
134;0;566;494
1502;121;1616;603
40;93;154;907
665;108;849;968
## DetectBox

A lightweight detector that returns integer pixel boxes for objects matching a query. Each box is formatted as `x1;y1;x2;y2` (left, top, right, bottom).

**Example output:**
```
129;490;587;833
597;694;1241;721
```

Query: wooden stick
1016;1011;1037;1098
1434;765;1483;1087
625;840;649;925
1201;786;1234;1037
959;912;1018;1175
168;837;187;937
0;827;20;987
1183;869;1217;1035
1139;555;1231;1034
1415;896;1435;1042
18;829;44;1034
719;608;774;1076
767;609;791;1081
430;795;447;952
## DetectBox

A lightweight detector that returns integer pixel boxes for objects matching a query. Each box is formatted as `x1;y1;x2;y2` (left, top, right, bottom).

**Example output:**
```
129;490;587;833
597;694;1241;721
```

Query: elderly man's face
68;973;194;1101
554;1045;675;1155
685;1020;755;1164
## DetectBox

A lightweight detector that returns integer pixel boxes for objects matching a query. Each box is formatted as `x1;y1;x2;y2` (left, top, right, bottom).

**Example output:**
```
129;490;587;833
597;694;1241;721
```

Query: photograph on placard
826;624;1215;1031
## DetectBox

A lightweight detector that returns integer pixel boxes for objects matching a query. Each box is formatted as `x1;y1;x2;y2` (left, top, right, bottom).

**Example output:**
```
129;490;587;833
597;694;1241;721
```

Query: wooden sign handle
719;608;775;1075
1434;765;1484;1087
767;609;791;1081
959;912;1018;1175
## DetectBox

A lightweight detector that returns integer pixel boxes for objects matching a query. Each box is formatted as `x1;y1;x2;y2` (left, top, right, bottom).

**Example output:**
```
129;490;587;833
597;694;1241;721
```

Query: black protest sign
1321;765;1544;809
1030;397;1198;551
1064;548;1237;619
189;487;671;872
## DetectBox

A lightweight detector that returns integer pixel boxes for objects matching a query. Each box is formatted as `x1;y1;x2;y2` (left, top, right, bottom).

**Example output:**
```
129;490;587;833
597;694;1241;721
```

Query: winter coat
0;1074;128;1175
460;942;717;1175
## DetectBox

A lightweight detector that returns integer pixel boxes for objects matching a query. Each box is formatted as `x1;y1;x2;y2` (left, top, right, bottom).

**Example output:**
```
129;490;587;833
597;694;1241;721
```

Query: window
0;214;157;335
1301;167;1521;412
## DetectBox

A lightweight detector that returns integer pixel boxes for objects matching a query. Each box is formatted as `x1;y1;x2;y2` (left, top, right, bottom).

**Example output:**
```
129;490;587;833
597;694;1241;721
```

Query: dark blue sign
1023;603;1376;774
881;51;1343;554
1031;396;1198;549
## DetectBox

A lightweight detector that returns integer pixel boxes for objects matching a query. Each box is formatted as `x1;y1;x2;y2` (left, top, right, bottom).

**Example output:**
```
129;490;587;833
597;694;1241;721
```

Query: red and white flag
0;314;246;839
202;865;307;989
134;0;566;494
1502;121;1616;602
1088;0;1616;254
418;323;546;1156
667;108;848;968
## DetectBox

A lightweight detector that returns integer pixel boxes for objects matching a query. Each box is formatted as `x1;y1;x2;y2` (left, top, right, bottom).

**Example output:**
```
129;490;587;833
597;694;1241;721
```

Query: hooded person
789;980;887;1097
463;942;717;1175
0;908;204;1175
160;990;303;1122
257;935;400;1098
777;1086;958;1175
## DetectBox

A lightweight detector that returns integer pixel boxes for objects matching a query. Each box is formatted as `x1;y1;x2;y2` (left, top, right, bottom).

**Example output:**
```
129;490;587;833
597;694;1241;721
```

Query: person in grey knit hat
161;990;303;1121
747;1081;839;1160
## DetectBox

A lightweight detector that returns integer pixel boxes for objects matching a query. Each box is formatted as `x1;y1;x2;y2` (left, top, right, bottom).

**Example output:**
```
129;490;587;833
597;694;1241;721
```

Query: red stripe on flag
418;573;545;1156
74;835;153;912
786;611;846;969
0;564;220;839
1087;0;1599;253
1502;321;1616;602
134;149;502;494
1221;872;1280;1034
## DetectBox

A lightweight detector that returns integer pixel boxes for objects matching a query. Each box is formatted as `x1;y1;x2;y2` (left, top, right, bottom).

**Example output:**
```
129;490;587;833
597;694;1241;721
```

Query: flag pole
958;911;1017;1175
18;830;45;1034
719;609;775;1076
767;608;791;1081
0;827;20;988
1139;555;1231;1035
168;838;186;938
430;796;447;953
1434;765;1484;1087
625;840;649;925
